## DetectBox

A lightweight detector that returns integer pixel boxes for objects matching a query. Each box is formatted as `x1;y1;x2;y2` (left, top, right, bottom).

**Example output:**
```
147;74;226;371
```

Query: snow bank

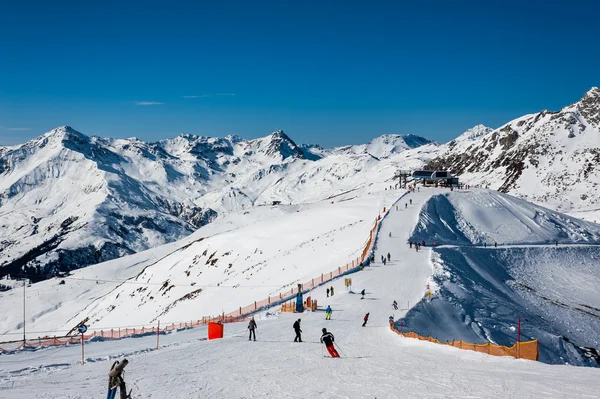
410;189;600;246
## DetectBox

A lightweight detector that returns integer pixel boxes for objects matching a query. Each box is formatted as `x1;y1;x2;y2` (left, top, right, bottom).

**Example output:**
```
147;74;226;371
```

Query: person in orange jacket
362;313;369;327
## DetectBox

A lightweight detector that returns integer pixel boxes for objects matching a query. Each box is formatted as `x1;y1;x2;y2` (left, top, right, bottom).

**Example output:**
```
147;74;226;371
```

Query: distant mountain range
1;87;599;277
0;126;433;278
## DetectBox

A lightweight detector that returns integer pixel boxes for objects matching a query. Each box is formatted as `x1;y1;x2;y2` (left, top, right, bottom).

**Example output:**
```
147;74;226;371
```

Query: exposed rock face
425;88;600;212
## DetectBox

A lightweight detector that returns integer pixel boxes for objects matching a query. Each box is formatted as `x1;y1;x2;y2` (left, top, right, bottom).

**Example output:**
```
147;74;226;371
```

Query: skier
330;286;334;296
410;199;412;205
106;358;128;399
422;240;426;247
361;289;366;299
326;287;330;297
392;300;398;310
248;317;257;341
405;203;407;209
362;313;370;327
371;253;375;263
409;242;412;249
396;205;398;211
293;319;302;342
389;232;391;238
389;315;394;327
320;328;340;358
381;255;385;263
387;252;391;261
495;242;497;248
383;258;386;265
325;305;332;320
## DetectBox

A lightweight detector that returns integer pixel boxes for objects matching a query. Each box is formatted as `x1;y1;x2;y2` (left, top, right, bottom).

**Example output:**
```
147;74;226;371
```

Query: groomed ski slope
2;188;600;398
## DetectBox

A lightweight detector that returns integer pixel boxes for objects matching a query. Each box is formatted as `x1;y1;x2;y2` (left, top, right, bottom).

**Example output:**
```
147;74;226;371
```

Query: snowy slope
0;189;402;339
2;188;600;398
427;87;600;214
405;189;600;366
410;189;600;246
0;128;434;279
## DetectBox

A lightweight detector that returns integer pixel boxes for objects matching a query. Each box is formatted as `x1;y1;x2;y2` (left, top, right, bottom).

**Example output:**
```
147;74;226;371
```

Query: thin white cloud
6;127;32;131
135;101;164;105
182;93;236;99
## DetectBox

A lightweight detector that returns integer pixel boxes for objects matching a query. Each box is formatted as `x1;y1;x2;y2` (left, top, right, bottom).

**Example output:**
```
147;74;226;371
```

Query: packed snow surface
2;188;600;398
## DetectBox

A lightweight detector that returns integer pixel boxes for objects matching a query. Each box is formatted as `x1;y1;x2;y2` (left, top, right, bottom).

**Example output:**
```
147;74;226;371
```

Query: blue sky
1;0;599;147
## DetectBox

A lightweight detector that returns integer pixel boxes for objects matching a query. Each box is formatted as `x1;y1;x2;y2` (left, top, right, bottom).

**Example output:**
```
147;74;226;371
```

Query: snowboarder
330;286;334;296
320;328;339;358
293;319;302;342
325;305;332;320
392;300;398;310
362;313;370;327
326;287;330;297
361;289;366;299
248;317;257;341
106;358;128;399
387;253;391;261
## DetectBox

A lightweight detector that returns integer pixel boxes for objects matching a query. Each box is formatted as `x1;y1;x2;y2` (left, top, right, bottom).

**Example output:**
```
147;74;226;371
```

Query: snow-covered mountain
0;127;434;278
333;134;433;159
426;88;600;214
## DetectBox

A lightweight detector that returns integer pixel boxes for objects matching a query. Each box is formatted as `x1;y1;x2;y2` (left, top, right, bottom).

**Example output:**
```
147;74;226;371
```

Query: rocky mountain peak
578;87;600;125
261;130;304;160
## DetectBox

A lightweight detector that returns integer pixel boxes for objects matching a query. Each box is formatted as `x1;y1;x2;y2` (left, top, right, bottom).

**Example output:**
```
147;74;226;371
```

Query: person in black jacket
320;328;339;357
293;319;302;342
248;317;257;341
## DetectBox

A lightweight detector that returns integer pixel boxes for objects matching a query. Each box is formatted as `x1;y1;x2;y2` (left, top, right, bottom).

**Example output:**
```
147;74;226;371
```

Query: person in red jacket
320;328;339;357
362;313;369;327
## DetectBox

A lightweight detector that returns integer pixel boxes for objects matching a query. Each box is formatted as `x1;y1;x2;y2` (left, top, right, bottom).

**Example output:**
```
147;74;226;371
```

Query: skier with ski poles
106;358;129;399
248;317;257;341
320;328;340;358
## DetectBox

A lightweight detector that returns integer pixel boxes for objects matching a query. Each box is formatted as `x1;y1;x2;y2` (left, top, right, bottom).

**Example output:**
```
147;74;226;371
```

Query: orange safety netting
389;323;539;361
1;210;387;352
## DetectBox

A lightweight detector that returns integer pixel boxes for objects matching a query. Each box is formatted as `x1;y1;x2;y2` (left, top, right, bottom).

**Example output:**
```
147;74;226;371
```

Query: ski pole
334;342;347;357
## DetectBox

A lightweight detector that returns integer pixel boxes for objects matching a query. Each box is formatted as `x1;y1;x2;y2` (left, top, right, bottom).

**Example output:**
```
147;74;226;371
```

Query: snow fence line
389;322;539;361
0;194;405;353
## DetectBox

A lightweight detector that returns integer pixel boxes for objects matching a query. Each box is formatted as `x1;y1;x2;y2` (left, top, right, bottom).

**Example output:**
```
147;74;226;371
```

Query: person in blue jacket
325;305;332;320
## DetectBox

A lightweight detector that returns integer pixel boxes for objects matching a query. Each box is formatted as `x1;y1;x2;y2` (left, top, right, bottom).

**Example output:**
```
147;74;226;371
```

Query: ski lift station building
411;170;459;187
